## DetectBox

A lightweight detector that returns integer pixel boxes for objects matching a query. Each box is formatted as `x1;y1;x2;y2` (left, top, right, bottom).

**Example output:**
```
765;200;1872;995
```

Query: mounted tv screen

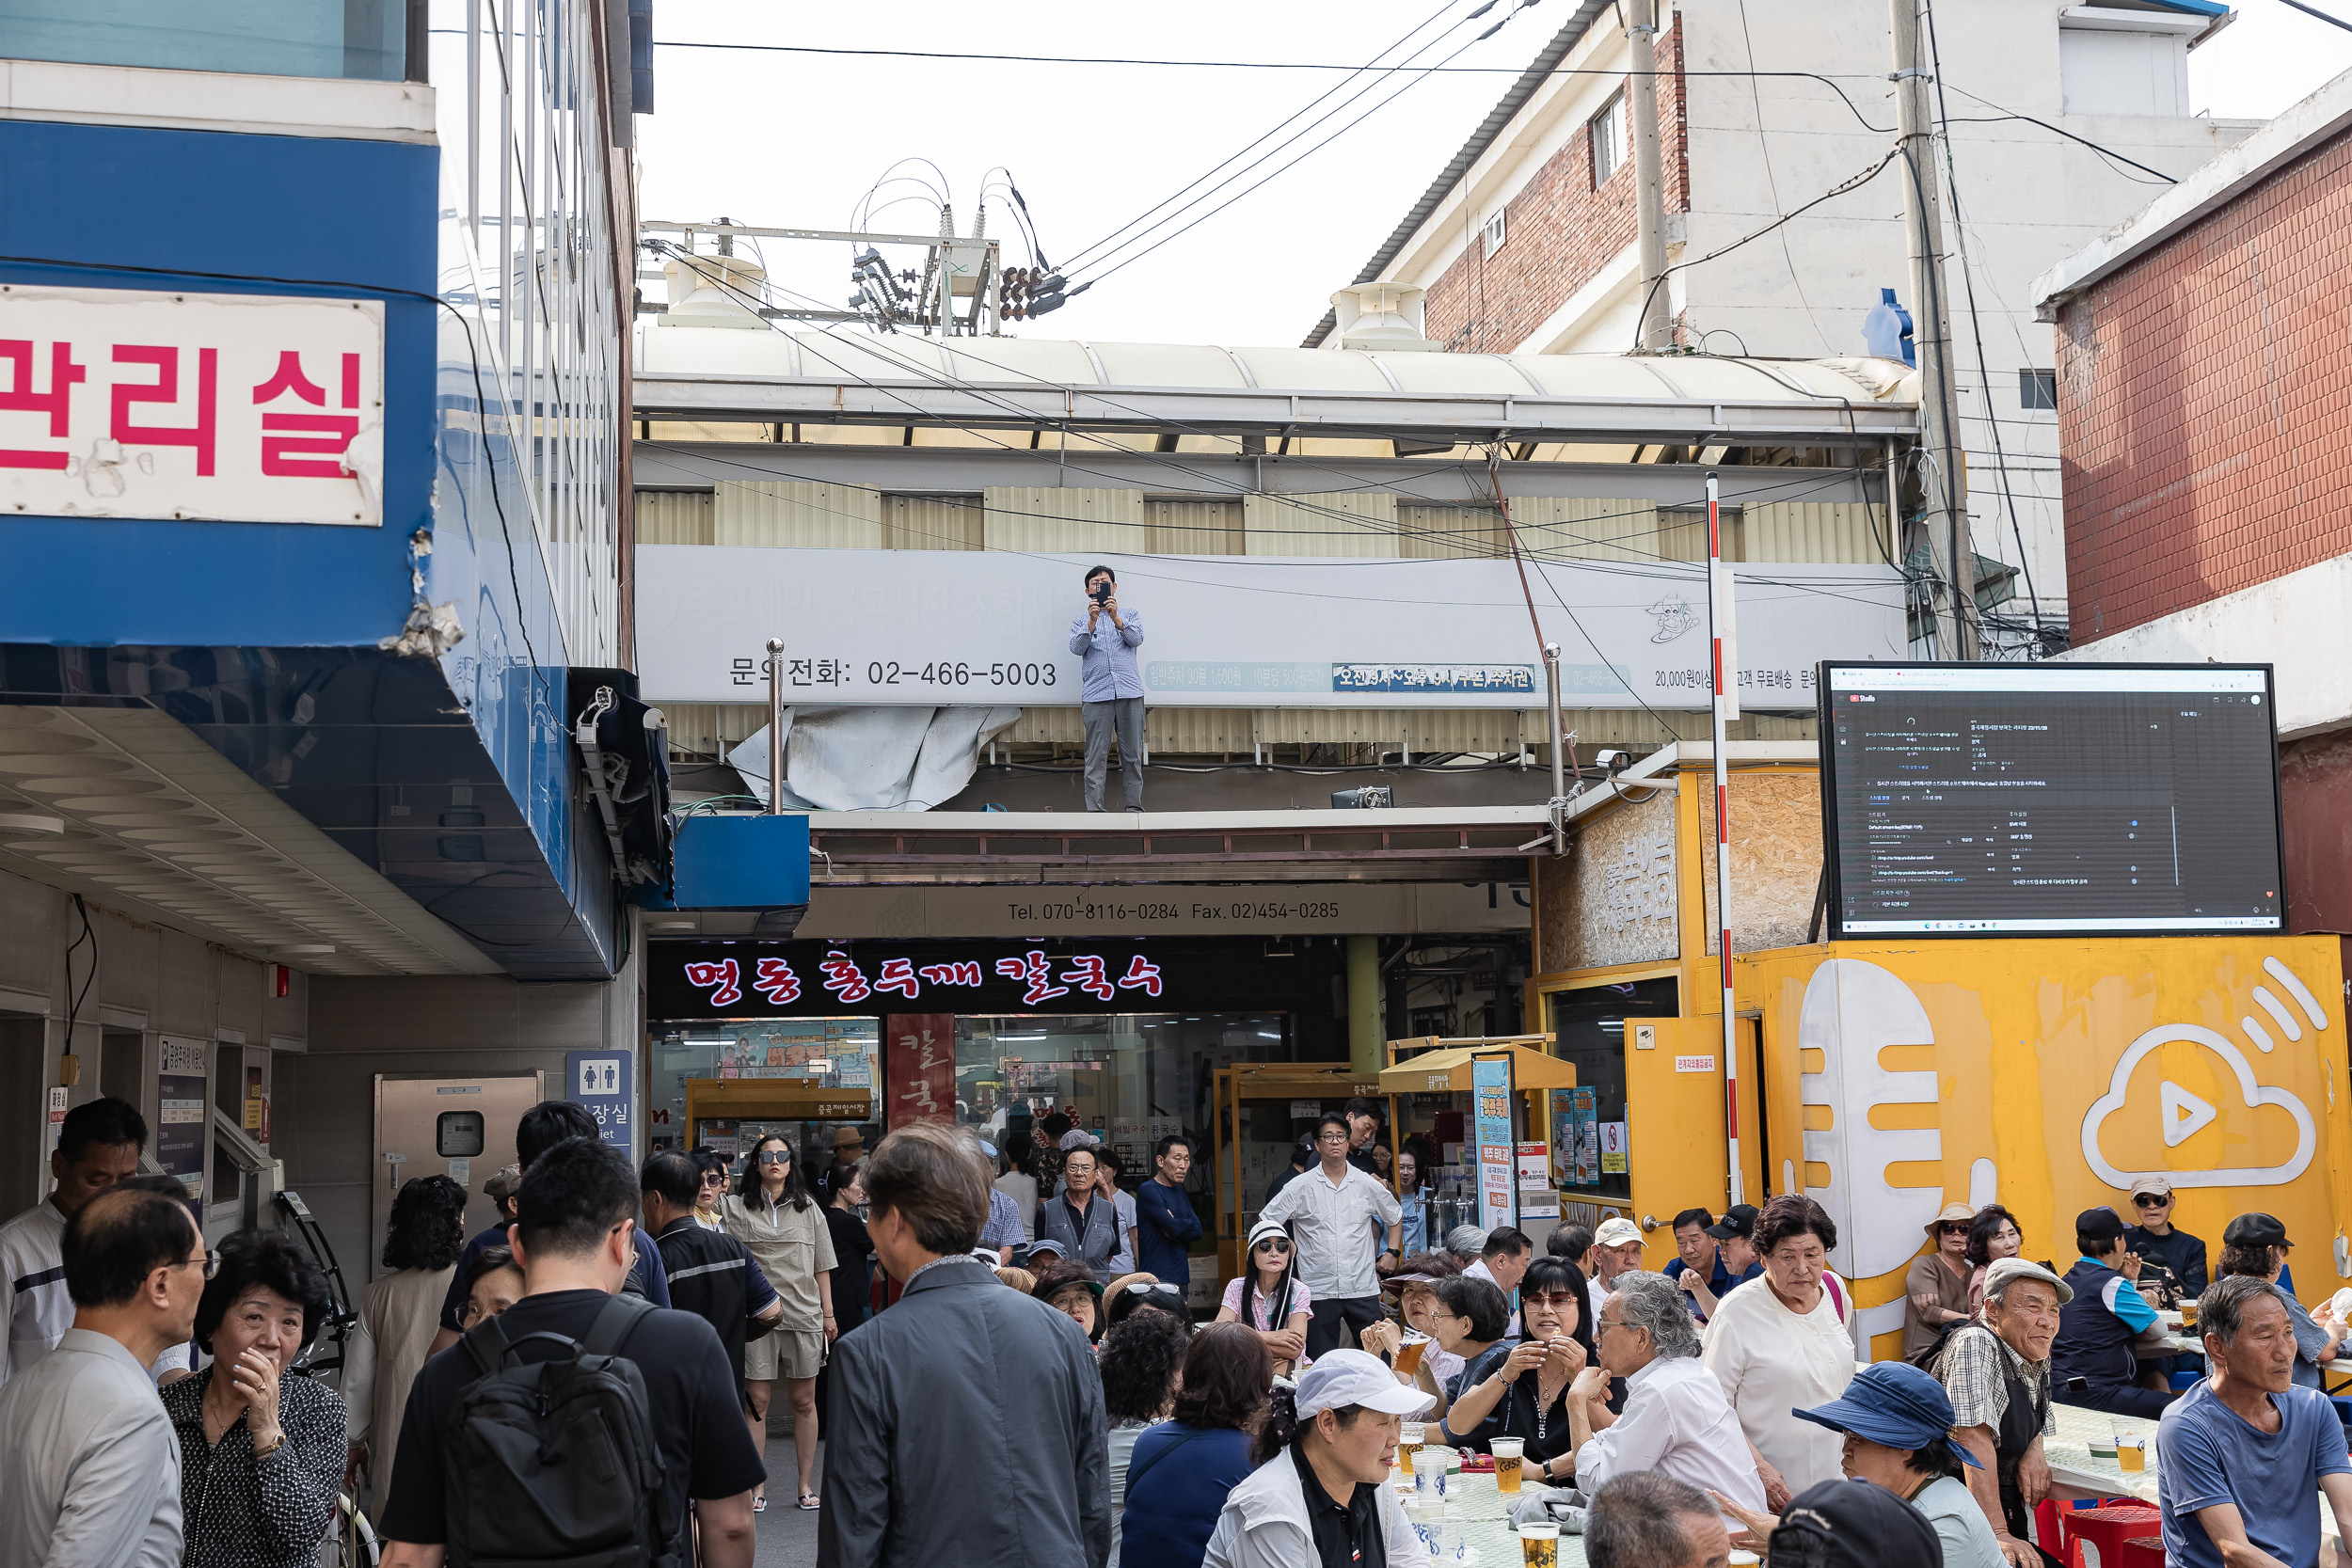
1820;663;2283;937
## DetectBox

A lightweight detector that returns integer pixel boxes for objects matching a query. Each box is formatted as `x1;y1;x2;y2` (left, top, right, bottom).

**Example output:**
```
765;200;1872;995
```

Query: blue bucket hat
1791;1362;1980;1466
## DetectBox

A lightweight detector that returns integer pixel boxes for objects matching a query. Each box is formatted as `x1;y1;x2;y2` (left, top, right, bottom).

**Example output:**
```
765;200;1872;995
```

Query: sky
636;0;2352;349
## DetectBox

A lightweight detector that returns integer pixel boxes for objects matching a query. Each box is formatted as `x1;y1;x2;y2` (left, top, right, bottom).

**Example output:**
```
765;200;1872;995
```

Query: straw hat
1923;1201;1975;1238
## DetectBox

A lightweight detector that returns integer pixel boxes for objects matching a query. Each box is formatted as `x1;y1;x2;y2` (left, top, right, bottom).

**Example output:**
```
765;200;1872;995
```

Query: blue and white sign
565;1050;634;1154
1472;1055;1517;1232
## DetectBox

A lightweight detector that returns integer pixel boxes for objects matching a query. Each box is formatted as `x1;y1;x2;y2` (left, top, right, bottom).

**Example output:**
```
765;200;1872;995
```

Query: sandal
752;1496;767;1513
798;1493;821;1511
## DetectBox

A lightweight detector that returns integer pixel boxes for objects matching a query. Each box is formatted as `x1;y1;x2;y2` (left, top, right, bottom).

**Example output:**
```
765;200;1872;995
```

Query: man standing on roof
1070;564;1146;813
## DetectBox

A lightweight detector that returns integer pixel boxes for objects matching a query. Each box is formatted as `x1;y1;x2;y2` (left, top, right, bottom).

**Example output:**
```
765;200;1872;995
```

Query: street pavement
754;1434;823;1567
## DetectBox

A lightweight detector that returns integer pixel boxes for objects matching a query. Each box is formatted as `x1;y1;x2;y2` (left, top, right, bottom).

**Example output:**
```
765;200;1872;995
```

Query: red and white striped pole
1706;470;1745;1207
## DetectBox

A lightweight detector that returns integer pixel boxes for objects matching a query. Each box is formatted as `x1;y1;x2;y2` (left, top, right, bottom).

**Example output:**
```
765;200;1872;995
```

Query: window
1483;211;1508;259
1591;91;1629;187
2019;369;2058;411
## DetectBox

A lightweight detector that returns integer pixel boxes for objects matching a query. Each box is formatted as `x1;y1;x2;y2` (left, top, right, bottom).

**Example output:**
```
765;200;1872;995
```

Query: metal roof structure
633;325;1917;449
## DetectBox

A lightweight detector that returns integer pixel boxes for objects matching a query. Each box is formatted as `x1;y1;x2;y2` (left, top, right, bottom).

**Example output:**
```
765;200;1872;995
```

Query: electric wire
1924;0;2045;646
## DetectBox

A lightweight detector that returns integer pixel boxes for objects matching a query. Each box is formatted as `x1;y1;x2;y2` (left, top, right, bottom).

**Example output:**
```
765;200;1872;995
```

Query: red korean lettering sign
0;284;384;525
884;1015;956;1130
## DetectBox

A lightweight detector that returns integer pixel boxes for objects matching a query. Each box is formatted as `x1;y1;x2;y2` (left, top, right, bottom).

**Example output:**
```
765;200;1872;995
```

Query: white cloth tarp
727;705;1021;812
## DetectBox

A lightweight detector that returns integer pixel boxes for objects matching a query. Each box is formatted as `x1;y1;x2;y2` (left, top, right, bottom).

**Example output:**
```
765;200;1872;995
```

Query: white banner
799;879;1533;939
0;285;384;526
636;546;1904;708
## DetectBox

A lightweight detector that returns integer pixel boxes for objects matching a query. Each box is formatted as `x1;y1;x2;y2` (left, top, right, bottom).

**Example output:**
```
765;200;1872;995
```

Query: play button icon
2162;1081;2217;1148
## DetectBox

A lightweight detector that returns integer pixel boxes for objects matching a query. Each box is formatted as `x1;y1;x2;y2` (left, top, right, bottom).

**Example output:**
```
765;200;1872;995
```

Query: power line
636;36;1890;76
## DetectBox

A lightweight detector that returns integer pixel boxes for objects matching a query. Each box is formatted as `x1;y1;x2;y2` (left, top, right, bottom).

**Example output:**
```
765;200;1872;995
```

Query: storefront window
955;1013;1290;1177
651;1018;881;1157
1547;977;1677;1202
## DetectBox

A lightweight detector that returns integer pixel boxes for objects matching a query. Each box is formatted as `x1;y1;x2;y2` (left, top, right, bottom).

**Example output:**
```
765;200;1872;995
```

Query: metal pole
1627;0;1673;352
1544;642;1566;854
765;637;786;816
1706;471;1744;1207
1889;0;1975;659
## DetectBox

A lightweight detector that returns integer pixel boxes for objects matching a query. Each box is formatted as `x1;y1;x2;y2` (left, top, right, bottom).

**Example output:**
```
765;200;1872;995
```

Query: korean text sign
0;285;385;525
1472;1055;1517;1231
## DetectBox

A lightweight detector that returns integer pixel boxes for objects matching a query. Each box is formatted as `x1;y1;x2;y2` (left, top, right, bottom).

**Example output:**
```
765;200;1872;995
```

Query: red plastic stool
2061;1504;2161;1568
2116;1537;2165;1568
2030;1498;2093;1555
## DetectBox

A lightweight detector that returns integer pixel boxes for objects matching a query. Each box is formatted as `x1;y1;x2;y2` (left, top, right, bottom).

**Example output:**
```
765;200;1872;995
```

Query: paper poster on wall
157;1036;207;1205
1599;1120;1629;1175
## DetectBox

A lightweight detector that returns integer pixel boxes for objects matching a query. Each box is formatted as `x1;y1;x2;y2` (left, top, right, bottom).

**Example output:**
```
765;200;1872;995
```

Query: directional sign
565;1050;635;1156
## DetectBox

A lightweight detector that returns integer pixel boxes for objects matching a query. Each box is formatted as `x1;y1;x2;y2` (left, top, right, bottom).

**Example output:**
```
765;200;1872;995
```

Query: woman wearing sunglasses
719;1133;835;1513
1906;1204;1980;1363
1214;1218;1311;1374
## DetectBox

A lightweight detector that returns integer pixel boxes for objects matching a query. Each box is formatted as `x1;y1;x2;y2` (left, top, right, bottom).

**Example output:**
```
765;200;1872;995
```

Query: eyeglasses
177;1250;219;1280
757;1150;790;1165
2132;1194;2169;1208
1124;1283;1184;1300
1596;1316;1632;1337
1315;1132;1349;1145
1255;1238;1292;1253
1526;1291;1581;1308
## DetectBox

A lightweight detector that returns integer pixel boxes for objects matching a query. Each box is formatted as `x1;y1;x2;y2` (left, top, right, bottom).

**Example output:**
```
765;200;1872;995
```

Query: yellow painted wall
1740;936;2352;1361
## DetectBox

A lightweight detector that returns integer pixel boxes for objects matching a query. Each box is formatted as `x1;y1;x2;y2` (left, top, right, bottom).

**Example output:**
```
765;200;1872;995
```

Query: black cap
1768;1479;1940;1568
1706;1203;1759;1242
2223;1212;2292;1249
2075;1207;2126;1247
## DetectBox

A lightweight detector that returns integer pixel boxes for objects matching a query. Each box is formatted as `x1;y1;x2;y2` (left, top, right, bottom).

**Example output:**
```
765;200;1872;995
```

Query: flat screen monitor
1819;662;2283;937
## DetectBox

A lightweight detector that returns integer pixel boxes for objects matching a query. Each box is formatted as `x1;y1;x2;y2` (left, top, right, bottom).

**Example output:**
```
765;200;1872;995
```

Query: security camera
1597;749;1634;775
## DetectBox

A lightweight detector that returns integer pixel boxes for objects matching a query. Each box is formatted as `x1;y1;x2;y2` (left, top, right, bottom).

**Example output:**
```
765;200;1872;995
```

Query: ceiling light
0;813;65;839
276;943;336;957
649;919;698;933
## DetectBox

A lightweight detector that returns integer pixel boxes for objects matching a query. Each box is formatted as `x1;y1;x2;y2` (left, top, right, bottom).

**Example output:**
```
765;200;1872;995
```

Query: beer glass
1397;1421;1424;1475
2116;1428;2148;1474
1490;1436;1525;1495
1518;1520;1560;1568
1395;1329;1430;1378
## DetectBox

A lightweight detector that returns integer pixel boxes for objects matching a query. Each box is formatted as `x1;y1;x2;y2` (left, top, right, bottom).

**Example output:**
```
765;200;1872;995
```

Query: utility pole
1628;0;1673;352
1889;0;1976;658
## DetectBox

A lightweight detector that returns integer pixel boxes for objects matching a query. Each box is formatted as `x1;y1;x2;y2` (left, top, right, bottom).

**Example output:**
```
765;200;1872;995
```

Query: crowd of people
6;1094;2352;1568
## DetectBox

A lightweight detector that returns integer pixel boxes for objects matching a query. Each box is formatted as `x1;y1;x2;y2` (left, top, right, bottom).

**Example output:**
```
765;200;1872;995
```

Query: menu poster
1471;1055;1517;1231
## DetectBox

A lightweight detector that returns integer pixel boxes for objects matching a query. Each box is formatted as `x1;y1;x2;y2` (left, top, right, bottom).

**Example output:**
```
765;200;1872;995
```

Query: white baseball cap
1594;1216;1644;1248
1295;1350;1437;1419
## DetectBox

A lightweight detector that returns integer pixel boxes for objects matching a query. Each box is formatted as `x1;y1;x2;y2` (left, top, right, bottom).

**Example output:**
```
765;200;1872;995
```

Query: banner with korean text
1473;1055;1517;1231
0;285;384;526
884;1015;957;1129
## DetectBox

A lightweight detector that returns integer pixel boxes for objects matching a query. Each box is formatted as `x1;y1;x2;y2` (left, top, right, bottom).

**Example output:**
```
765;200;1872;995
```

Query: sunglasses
757;1149;790;1164
1255;1238;1293;1253
1938;1223;1970;1235
2133;1194;2169;1208
1526;1291;1581;1308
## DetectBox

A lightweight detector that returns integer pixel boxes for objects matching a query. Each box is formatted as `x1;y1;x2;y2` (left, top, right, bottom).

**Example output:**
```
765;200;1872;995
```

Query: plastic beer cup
1395;1330;1430;1377
1398;1421;1424;1474
1490;1436;1525;1495
1518;1520;1560;1568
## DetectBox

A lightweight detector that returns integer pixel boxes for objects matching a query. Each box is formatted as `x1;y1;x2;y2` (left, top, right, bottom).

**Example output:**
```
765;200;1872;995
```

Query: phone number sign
0;284;384;526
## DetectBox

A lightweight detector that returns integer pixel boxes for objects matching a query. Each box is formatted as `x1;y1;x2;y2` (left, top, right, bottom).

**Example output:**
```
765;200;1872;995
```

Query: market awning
1379;1038;1573;1094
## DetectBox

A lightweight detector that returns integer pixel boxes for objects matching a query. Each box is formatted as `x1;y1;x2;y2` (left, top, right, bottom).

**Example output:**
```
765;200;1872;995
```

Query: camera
1090;581;1114;605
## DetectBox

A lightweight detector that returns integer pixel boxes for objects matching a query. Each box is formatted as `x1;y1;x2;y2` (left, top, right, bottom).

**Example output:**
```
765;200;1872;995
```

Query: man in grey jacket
819;1123;1111;1568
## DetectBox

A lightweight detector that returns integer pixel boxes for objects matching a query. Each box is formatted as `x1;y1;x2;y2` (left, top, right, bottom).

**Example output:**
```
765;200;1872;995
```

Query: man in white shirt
1260;1115;1403;1357
1562;1271;1765;1510
0;1180;206;1568
0;1097;192;1390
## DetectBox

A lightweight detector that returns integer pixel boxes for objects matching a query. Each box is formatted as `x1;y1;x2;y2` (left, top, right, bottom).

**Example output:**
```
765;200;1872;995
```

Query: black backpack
442;1294;675;1568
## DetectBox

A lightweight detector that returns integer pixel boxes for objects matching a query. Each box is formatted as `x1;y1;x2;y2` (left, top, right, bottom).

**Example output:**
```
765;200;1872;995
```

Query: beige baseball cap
1594;1215;1644;1248
2126;1173;2173;1201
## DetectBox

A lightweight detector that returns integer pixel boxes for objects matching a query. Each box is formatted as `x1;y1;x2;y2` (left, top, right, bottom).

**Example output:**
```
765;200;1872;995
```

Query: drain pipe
766;637;786;815
1545;642;1566;853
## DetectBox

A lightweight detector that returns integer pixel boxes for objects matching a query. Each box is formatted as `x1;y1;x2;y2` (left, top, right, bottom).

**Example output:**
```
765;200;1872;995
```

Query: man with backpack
378;1137;764;1568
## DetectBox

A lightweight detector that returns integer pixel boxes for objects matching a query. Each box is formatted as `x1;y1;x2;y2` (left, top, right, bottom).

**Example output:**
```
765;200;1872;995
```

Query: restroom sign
564;1050;633;1152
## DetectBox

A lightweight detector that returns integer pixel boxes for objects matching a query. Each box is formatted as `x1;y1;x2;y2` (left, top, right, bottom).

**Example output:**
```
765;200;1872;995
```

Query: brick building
2034;67;2352;934
1310;0;2256;654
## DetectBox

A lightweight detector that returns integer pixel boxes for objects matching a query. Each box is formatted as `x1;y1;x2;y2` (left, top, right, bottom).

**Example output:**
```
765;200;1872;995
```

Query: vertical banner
565;1050;636;1157
884;1015;956;1130
157;1036;208;1207
1472;1055;1517;1231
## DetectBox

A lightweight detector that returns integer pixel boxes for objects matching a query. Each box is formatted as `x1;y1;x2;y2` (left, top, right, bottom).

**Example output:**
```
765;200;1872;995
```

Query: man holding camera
1069;564;1146;812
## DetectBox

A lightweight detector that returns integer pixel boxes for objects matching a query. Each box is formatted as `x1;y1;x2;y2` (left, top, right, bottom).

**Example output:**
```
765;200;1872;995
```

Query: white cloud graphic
2080;1023;2316;1189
